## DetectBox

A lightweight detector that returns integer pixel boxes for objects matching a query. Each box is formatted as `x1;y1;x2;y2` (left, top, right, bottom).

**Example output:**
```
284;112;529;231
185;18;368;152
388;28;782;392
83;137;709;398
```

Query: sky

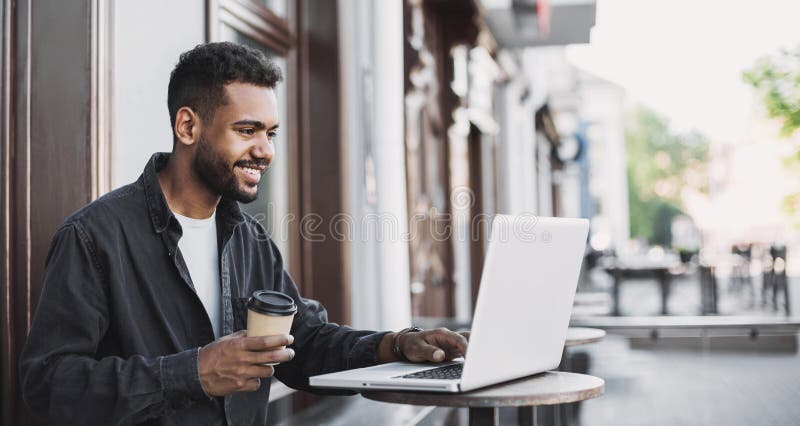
565;0;800;143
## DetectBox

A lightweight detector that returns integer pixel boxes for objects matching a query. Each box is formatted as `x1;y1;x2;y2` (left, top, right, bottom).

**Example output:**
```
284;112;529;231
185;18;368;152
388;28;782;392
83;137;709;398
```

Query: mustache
233;159;269;168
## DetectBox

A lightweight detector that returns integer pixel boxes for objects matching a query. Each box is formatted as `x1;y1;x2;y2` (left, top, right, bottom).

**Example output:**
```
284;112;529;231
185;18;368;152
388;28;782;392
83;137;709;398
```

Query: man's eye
268;131;278;139
238;128;256;136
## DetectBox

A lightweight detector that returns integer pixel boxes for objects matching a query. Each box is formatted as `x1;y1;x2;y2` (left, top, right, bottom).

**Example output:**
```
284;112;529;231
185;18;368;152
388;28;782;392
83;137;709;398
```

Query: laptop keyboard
399;363;463;380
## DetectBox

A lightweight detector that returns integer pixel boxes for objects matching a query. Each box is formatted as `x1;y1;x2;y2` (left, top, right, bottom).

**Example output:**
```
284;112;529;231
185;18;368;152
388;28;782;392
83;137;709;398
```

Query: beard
193;133;262;203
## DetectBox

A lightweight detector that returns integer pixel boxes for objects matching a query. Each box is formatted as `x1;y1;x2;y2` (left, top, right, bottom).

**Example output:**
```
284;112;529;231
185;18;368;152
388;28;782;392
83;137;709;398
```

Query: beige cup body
247;310;295;364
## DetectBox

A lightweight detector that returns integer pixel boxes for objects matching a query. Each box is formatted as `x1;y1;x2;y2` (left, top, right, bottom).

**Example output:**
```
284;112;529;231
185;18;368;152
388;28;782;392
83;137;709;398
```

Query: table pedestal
538;327;607;426
517;406;537;426
469;407;499;426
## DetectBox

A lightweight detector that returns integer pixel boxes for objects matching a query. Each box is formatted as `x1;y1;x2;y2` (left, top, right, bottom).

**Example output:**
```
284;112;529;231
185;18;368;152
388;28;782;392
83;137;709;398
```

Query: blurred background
2;0;800;425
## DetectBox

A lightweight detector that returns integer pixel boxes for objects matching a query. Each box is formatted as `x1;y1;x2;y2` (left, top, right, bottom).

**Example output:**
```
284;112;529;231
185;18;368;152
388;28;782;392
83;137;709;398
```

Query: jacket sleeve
266;240;390;394
18;222;209;425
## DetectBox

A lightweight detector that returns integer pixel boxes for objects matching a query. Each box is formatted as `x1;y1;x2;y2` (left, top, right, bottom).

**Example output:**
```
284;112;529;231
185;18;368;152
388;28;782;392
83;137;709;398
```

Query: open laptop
309;215;589;393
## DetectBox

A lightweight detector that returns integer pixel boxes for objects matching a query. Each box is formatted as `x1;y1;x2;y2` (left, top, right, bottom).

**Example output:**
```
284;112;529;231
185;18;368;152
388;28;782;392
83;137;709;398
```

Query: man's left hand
399;328;470;363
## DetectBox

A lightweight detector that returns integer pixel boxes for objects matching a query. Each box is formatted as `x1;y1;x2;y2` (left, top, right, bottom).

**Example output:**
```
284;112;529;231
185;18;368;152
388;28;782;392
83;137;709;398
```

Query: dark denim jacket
19;153;388;425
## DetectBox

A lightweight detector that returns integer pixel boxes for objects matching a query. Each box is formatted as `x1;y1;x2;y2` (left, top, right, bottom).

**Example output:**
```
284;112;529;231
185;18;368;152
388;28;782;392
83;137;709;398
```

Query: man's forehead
224;82;275;97
218;83;278;123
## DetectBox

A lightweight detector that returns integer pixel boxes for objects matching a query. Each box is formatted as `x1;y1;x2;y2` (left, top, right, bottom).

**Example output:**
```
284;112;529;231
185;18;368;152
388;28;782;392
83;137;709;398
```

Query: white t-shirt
173;210;221;338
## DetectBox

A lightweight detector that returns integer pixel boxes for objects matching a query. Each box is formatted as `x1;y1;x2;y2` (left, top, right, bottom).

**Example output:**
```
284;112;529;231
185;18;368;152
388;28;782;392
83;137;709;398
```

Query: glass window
220;24;291;262
262;0;287;19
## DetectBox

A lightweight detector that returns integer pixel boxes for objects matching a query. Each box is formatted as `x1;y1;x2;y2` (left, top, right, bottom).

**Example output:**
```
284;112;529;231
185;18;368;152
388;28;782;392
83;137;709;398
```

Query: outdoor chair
763;245;790;315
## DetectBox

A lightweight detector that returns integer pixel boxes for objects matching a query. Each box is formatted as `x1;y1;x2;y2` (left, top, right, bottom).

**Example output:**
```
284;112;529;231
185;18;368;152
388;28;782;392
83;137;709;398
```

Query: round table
362;371;604;426
565;327;606;347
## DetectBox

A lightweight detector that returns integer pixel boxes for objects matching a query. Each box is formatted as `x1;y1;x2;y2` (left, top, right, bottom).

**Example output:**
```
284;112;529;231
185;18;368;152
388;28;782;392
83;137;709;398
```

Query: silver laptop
310;215;589;393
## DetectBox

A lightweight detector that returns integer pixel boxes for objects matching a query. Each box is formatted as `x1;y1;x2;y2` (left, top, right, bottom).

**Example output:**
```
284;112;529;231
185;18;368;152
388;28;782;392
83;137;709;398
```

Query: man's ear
174;107;201;147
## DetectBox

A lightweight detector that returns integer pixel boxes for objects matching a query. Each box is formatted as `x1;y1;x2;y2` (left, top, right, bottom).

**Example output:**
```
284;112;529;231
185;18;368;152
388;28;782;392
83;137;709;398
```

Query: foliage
743;47;800;136
625;106;709;246
745;47;800;223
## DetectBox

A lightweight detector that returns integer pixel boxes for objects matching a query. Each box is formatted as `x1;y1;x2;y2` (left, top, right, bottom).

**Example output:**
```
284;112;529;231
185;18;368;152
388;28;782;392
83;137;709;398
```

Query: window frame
207;0;302;282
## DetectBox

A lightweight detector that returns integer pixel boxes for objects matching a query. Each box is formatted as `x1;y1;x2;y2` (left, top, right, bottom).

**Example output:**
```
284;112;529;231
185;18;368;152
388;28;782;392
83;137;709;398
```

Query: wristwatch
392;326;423;362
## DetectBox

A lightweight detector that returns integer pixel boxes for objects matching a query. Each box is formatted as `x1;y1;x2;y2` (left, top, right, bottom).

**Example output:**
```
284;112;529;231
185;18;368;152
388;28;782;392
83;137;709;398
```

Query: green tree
745;46;800;223
744;46;800;136
625;106;709;246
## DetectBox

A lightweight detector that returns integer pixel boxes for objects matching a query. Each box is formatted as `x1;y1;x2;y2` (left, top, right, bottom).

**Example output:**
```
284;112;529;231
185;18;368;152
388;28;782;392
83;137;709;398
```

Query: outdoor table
565;327;606;348
603;260;682;315
559;327;607;371
362;371;604;426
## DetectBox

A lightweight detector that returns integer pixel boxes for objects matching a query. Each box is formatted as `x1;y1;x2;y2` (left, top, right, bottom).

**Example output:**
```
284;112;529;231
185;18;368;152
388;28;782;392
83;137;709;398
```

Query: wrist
377;333;396;363
392;327;423;362
196;346;213;398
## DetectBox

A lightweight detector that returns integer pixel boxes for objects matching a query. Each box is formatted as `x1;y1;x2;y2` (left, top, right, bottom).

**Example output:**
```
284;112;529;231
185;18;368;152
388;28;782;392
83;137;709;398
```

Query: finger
456;331;470;354
219;330;247;341
444;346;464;360
441;342;464;360
241;334;294;351
243;364;276;379
248;347;295;365
237;378;261;392
426;330;469;357
408;341;446;363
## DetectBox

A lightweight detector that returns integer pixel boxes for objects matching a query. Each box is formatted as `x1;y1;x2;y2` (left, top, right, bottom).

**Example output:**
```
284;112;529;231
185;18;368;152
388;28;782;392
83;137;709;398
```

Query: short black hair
167;42;283;139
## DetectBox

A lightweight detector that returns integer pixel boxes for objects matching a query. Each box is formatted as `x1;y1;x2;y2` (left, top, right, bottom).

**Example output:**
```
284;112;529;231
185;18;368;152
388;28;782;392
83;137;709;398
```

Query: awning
481;0;596;48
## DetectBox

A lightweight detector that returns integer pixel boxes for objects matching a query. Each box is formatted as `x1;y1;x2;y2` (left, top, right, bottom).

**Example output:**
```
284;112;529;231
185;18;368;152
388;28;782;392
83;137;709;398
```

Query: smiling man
18;42;467;425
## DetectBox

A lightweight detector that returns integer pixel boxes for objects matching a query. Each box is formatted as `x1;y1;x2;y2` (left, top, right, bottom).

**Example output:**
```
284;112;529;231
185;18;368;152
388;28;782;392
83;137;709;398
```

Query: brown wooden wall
2;1;97;425
293;0;347;325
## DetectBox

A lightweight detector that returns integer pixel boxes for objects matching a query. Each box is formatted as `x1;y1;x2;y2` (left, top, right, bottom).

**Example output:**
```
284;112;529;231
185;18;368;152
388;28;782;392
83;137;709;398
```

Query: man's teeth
241;167;261;176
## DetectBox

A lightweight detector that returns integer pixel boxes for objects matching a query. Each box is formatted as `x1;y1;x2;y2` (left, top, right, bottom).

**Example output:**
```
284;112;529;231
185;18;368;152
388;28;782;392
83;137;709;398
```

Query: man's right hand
198;330;295;396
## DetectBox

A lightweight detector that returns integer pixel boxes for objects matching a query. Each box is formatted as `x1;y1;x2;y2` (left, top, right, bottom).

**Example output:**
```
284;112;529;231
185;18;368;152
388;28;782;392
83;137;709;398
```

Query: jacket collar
142;152;245;233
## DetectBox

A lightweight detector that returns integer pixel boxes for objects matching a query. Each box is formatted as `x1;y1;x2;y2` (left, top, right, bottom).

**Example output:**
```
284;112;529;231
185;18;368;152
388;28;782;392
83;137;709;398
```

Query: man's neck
157;154;221;219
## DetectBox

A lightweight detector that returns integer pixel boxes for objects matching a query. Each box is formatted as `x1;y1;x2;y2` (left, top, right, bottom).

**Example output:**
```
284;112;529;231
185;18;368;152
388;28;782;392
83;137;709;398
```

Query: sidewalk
578;334;800;425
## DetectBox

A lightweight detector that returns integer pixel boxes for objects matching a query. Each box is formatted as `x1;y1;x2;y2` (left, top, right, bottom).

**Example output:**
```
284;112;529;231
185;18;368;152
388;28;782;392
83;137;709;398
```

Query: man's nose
252;134;274;165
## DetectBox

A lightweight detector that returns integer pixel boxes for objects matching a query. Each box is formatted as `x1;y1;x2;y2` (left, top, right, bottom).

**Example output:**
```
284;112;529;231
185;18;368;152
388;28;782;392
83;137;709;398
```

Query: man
19;42;468;425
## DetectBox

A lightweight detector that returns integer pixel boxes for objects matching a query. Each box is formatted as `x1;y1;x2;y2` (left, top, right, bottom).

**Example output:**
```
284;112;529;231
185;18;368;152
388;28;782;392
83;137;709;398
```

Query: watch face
558;135;580;161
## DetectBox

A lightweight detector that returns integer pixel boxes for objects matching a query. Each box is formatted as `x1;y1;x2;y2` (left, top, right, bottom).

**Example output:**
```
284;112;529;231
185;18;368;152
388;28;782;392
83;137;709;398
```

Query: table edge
361;375;605;408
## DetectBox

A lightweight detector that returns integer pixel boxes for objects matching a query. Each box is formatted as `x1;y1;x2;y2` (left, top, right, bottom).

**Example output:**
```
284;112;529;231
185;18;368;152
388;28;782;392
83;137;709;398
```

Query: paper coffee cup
246;290;297;364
